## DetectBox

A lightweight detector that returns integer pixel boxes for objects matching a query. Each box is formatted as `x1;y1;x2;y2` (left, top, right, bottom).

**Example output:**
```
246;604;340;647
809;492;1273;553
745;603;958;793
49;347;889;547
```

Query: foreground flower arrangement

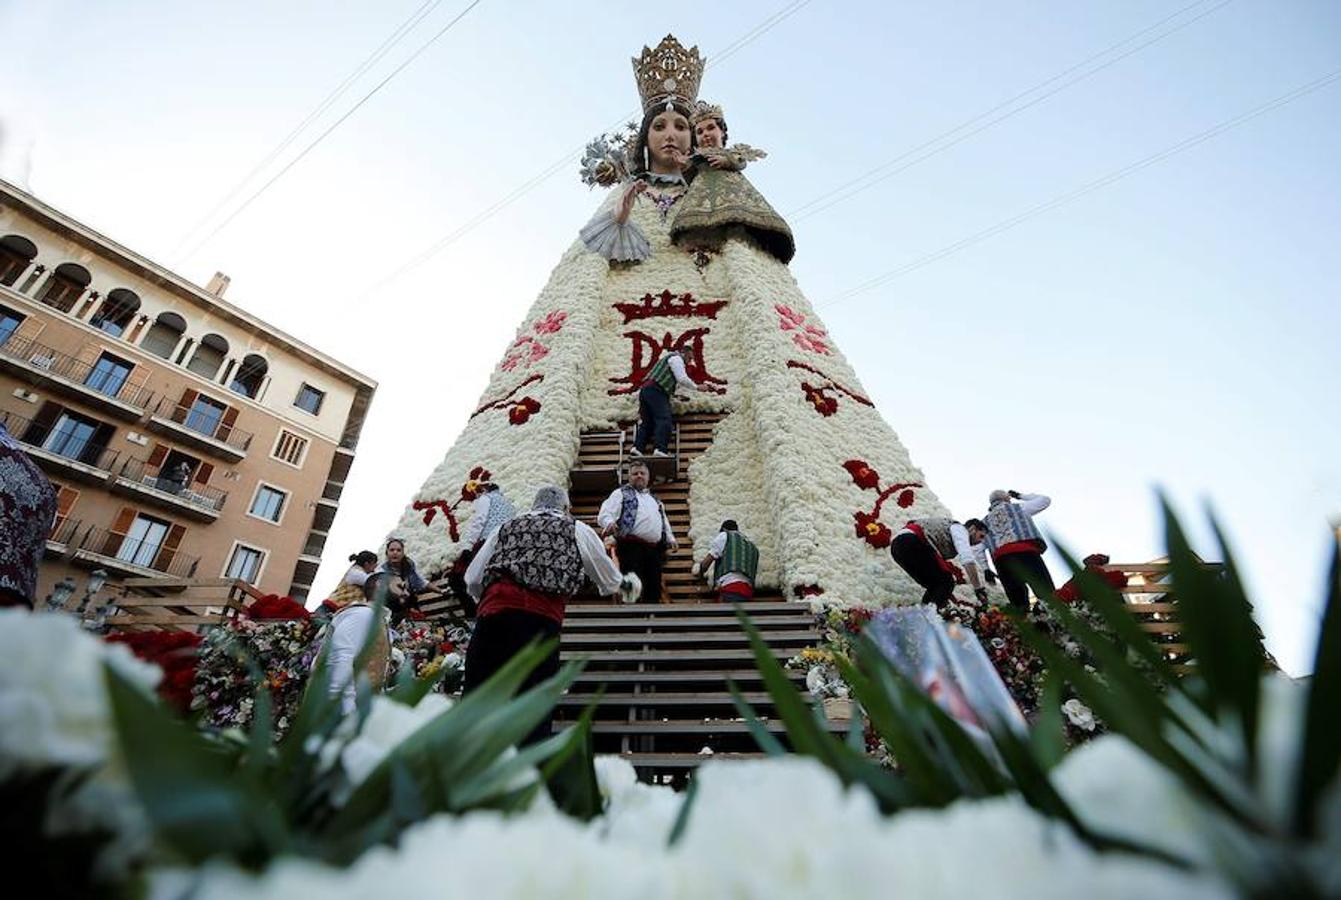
2;509;1337;899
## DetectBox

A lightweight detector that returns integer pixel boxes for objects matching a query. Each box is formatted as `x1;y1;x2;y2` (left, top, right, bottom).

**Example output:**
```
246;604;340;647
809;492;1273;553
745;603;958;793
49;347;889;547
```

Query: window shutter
51;485;79;534
30;401;62;435
177;388;199;421
218;405;238;440
153;523;186;572
101;506;137;555
147;444;169;467
194;461;214;484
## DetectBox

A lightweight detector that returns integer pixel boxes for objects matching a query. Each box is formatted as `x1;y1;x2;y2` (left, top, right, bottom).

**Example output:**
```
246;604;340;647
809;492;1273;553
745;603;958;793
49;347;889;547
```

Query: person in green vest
696;520;759;601
631;346;709;457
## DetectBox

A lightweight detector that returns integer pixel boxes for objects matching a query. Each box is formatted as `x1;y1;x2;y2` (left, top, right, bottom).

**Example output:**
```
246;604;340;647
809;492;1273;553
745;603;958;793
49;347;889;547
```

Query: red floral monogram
414;466;493;543
775;303;831;355
607;327;727;396
843;459;922;549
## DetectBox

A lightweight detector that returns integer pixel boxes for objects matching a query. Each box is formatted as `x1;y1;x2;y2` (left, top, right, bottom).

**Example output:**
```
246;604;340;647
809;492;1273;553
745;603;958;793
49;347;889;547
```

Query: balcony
0;334;155;420
146;397;252;463
0;410;119;485
321;479;344;502
111;456;228;522
301;530;329;559
46;517;84;557
73;525;200;579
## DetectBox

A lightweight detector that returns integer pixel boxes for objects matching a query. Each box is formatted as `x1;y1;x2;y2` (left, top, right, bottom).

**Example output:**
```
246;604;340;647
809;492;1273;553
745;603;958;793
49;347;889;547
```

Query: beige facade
0;178;375;603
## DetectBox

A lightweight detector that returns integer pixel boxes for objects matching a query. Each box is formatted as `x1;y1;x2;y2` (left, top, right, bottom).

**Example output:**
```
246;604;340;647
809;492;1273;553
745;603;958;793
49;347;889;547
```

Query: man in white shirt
889;516;988;608
695;519;759;601
632;346;709;457
969;490;1054;609
463;485;633;744
597;459;675;604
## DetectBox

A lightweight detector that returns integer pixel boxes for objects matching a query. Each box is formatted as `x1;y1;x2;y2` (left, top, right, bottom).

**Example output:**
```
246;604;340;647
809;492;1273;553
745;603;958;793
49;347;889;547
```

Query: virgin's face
694;118;723;148
646;110;691;170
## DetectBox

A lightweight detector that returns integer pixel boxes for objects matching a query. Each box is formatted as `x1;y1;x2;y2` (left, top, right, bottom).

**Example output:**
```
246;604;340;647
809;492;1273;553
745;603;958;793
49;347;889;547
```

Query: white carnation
0;610;160;778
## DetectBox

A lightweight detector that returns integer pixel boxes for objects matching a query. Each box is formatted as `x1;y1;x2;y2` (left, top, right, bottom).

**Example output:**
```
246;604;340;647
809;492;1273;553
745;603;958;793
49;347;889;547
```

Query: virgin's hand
616;181;646;224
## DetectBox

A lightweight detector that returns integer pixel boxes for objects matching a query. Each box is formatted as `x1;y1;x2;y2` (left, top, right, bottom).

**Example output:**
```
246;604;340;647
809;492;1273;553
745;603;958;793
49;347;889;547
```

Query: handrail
0;333;155;409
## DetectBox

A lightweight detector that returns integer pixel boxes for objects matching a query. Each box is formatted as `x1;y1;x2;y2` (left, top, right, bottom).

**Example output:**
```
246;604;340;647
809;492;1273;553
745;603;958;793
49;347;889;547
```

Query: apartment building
0;178;375;603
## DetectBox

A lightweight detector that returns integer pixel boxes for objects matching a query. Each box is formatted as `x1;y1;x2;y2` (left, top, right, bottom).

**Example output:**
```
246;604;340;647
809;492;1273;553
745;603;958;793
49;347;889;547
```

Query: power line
176;0;485;264
819;68;1341;310
359;0;816;298
790;0;1233;222
172;0;450;258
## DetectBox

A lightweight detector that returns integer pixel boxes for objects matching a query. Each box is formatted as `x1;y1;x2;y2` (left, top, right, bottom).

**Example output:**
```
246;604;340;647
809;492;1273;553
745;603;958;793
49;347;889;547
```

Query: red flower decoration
843;459;880;490
803;382;838;416
247;594;310;621
508;397;541;425
854;511;893;548
106;631;203;714
438;641;456;654
793;583;825;598
896;489;915;509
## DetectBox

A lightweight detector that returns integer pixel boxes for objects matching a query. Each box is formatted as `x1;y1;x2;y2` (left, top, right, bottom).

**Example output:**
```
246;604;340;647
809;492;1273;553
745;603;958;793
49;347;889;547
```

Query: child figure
670;100;795;264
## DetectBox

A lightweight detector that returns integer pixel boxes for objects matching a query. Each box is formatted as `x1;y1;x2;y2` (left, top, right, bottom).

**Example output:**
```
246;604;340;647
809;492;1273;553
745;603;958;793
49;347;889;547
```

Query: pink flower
775;303;806;331
533;311;568;334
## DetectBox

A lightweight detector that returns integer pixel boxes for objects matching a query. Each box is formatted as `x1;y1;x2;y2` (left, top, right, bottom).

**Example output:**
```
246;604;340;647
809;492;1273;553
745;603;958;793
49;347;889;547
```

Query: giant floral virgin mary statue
392;36;954;607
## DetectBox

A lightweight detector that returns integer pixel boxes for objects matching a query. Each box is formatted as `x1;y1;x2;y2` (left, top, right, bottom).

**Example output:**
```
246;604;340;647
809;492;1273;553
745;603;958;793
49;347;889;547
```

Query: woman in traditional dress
317;571;394;714
326;550;378;609
0;421;57;608
671;100;795;264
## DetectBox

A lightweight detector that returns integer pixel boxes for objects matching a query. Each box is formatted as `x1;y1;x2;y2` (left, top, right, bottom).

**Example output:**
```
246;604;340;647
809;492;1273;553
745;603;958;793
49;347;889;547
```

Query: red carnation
106;631;203;715
843;460;880;490
854;511;892;548
438;641;455;654
247;594;310;621
896;489;916;508
508;396;541;425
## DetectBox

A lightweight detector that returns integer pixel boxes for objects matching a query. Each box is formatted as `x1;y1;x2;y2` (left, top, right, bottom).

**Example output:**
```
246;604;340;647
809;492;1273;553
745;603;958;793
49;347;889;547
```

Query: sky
1;0;1336;674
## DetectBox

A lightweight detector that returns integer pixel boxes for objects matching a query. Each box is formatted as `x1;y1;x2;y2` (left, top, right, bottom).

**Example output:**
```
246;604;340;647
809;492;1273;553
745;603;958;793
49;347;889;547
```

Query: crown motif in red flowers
614;289;728;324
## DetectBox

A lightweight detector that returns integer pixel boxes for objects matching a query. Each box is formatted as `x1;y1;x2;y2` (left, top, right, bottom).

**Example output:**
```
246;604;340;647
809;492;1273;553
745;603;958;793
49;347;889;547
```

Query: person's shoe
652;449;670;458
628;447;643;457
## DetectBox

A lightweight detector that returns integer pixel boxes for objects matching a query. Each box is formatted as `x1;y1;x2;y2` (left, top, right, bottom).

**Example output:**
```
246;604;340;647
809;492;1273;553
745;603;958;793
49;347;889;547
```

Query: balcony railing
321;480;344;502
150;397;253;452
78;525;200;578
0;334;155;410
48;517;83;546
301;531;328;558
0;410;119;473
115;456;229;514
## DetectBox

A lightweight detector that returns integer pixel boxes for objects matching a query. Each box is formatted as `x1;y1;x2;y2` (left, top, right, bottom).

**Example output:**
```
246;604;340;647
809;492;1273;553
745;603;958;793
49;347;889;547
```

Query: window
141;312;186;359
184;394;227;437
117;514;170;568
187;333;228;379
229;353;268;399
249;484;287;522
272;429;308;467
42;411;99;461
294;384;324;415
84;352;133;397
0;235;37;286
225;544;265;583
0;306;22;346
40;263;91;313
90;289;140;338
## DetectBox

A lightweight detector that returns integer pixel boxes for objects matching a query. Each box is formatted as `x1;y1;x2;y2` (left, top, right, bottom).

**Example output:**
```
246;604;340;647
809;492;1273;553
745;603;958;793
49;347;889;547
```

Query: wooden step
566;601;799;616
561;630;816;647
559;720;847;735
562;648;792;664
558;692;774;707
555;615;815;630
617;752;767;769
570;670;803;686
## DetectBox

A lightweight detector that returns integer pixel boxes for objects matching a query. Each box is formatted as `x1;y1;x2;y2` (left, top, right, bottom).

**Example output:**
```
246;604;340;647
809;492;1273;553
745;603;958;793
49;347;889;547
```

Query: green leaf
1163;498;1264;773
387;662;447;707
1029;671;1067;770
667;774;699;847
104;663;271;865
540;700;603;821
727;678;786;756
1293;540;1341;838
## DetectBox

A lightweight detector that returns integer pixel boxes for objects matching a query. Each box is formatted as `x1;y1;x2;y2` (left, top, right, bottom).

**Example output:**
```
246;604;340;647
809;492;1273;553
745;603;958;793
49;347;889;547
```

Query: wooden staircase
558;412;843;781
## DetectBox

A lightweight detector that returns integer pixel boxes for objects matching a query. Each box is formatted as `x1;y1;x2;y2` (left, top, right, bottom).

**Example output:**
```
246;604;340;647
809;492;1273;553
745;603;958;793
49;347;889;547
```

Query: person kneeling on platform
889;516;988;608
632;346;709;457
464;485;636;745
696;519;759;601
597;459;676;604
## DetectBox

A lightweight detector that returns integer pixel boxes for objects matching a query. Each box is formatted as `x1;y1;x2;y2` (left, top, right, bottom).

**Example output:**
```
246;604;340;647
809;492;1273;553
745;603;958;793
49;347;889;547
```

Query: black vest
483;512;584;596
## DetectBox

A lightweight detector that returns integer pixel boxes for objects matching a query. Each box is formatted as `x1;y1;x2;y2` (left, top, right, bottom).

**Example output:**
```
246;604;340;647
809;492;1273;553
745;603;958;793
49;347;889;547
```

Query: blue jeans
634;385;672;452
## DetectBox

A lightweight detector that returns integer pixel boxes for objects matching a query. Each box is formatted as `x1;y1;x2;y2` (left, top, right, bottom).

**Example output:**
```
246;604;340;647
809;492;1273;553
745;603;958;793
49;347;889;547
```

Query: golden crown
632;35;705;114
691;100;724;127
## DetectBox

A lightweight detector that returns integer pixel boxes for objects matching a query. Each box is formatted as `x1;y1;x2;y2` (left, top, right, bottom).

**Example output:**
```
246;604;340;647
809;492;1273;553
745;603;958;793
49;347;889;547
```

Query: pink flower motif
533;311;568;334
775;304;831;355
527;343;549;364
